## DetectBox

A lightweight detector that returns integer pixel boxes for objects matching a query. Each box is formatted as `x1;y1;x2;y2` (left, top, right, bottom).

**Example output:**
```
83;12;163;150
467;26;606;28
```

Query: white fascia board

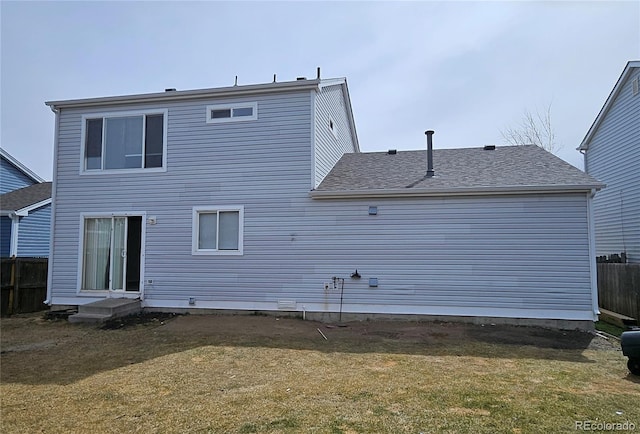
577;61;640;151
15;198;52;216
310;184;605;199
341;80;360;153
318;77;346;88
0;148;46;183
46;79;321;109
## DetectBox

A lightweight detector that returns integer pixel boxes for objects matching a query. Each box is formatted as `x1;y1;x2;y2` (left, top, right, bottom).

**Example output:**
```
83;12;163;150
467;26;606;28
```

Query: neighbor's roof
0;148;46;183
0;182;52;213
578;60;640;151
312;145;604;198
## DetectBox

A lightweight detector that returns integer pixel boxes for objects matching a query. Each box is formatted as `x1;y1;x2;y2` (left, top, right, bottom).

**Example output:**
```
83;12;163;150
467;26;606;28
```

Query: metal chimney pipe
425;130;435;177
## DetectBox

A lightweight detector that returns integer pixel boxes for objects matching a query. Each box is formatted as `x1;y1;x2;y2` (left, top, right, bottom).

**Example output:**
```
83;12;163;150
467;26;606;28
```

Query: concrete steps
69;299;141;324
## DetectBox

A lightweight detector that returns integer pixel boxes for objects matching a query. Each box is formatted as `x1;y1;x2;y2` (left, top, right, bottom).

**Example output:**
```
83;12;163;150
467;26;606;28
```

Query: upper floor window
206;102;257;123
82;110;167;172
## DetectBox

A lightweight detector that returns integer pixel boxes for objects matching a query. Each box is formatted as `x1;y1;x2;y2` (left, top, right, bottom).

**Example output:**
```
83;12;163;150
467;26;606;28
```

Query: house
1;148;46;194
578;60;640;264
0;149;52;257
45;76;603;329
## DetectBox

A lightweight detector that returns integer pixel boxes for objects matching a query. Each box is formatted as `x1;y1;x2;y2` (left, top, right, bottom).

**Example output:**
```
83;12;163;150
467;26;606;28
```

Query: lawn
1;312;638;433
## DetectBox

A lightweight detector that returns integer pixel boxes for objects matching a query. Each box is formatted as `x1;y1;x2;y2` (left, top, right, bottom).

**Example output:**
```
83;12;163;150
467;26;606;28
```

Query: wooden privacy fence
1;258;48;316
597;263;640;322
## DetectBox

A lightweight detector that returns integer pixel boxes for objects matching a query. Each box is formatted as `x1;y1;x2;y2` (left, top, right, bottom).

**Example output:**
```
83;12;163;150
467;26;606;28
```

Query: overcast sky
1;1;638;181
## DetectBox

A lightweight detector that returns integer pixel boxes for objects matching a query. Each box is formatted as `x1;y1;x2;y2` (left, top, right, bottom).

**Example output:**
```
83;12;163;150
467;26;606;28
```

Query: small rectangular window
193;206;244;255
206;102;257;123
233;107;253;117
210;109;232;119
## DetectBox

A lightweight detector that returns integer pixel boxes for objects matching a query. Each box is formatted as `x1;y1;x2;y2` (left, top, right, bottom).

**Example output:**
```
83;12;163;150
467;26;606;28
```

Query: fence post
8;258;16;315
14;257;21;314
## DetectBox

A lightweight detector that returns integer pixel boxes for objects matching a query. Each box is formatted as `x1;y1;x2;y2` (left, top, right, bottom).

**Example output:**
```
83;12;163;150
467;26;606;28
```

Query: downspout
310;88;317;189
586;188;599;321
44;105;60;306
9;213;20;257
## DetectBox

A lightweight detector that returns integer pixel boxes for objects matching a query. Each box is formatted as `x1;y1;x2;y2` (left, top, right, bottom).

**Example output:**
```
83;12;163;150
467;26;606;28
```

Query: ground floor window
192;206;244;255
81;215;142;291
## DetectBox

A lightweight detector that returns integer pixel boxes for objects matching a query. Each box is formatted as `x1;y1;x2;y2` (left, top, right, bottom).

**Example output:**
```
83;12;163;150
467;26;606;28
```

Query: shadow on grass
623;373;640;384
0;312;604;386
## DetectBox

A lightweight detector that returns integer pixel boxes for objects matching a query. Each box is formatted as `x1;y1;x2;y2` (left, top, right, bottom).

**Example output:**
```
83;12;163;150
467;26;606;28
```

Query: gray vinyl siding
585;68;640;263
1;158;35;194
16;205;51;257
50;90;314;301
314;85;357;187
179;192;591;320
50;88;594;320
0;216;11;257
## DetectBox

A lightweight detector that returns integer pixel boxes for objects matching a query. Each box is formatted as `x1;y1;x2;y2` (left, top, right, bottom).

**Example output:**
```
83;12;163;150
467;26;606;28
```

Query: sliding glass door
82;216;142;292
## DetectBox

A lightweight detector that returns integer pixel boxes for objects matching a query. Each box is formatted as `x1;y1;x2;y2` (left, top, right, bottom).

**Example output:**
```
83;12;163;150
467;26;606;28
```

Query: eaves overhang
46;79;321;110
310;183;605;199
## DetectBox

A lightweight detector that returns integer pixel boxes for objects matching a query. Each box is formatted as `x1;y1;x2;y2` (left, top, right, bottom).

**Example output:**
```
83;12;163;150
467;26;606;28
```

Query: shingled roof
312;145;603;198
0;182;52;212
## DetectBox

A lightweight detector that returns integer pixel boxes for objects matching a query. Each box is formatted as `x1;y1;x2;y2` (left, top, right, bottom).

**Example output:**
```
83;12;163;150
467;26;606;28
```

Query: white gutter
44;106;59;306
587;188;600;321
45;79;321;110
310;183;605;199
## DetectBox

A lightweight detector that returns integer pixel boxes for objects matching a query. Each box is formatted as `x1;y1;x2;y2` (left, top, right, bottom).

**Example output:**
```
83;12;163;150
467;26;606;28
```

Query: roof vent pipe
425;130;435;178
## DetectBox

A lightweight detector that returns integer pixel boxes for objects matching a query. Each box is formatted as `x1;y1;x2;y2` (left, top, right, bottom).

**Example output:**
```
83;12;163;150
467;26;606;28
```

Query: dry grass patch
1;312;639;433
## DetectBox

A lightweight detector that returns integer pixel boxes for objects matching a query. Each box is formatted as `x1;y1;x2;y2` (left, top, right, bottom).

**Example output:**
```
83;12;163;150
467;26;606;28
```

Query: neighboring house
578;60;640;264
0;149;52;257
1;148;45;194
45;76;603;328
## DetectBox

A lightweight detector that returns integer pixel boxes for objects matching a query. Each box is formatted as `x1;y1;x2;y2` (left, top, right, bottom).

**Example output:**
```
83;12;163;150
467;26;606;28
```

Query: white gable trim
15;198;52;217
319;78;360;152
578;60;640;151
0;147;46;183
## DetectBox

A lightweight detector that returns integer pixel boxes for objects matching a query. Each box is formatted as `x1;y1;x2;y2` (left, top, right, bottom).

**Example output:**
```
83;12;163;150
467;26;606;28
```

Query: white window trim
192;205;244;256
206;102;258;124
76;211;146;298
80;109;168;175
